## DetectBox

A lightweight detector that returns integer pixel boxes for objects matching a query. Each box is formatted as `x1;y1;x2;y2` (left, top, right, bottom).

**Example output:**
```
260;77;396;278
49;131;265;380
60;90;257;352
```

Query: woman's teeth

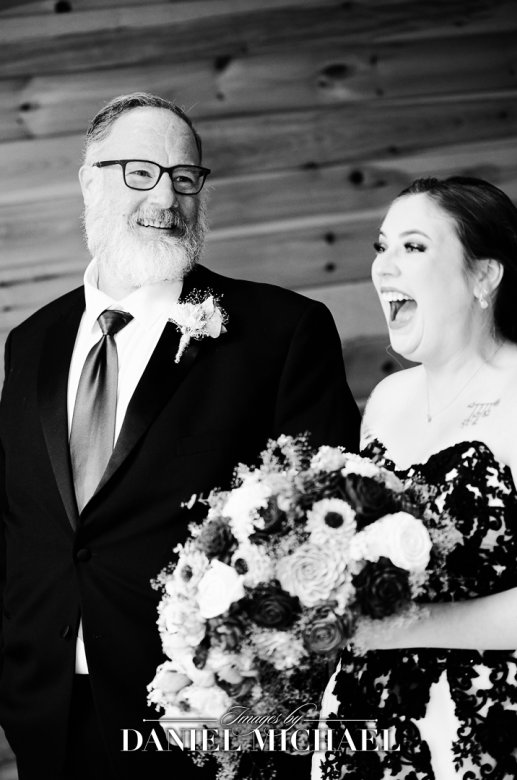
381;291;416;322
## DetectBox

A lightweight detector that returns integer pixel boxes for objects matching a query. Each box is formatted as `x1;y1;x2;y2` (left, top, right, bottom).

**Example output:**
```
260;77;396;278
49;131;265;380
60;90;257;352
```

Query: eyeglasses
93;159;211;195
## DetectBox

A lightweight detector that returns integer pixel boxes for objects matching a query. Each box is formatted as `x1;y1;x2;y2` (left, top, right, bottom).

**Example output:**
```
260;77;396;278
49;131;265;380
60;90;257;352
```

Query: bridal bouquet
148;436;439;778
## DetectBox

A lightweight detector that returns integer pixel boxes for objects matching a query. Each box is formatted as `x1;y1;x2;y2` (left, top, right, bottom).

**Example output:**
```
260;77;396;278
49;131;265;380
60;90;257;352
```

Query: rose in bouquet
147;436;436;777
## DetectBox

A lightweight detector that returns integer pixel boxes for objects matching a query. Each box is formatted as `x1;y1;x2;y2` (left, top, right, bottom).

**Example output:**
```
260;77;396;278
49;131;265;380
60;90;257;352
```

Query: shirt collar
83;258;183;333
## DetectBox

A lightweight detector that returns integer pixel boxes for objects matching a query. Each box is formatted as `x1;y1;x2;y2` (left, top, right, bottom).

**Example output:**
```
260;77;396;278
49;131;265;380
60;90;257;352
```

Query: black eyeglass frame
92;159;211;194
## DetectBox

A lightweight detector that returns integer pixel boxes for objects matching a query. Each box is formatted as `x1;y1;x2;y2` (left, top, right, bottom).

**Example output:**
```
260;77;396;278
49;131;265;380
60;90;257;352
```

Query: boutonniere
168;292;228;363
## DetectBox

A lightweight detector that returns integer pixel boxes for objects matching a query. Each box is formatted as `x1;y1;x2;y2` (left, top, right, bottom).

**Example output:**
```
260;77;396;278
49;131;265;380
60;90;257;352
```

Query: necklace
425;345;502;423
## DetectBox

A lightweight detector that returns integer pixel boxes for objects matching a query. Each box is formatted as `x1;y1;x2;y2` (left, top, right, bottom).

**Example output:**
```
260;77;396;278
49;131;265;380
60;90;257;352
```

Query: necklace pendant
426;413;432;423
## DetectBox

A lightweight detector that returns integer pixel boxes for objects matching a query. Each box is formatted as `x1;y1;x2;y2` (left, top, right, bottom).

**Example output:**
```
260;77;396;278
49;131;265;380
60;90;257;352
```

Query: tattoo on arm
461;400;500;428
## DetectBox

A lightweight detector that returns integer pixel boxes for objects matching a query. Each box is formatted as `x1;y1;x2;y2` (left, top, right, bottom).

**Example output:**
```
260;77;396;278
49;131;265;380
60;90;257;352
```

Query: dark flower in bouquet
249;498;288;541
197;516;236;560
303;604;354;655
209;606;248;652
344;474;400;528
244;581;300;629
353;557;412;619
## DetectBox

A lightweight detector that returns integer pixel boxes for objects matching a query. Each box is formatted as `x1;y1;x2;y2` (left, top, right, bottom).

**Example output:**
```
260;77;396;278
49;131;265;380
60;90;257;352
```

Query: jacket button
75;548;92;562
60;624;72;640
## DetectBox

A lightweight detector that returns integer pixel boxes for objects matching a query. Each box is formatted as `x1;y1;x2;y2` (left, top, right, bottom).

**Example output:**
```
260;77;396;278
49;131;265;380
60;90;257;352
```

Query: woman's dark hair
396;176;517;343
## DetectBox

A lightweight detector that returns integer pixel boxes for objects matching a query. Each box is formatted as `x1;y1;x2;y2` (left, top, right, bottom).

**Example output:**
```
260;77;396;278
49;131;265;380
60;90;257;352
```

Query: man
0;93;360;780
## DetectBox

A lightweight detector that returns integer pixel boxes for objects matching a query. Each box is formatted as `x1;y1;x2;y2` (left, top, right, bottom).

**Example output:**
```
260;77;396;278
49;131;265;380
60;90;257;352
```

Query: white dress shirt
69;259;182;673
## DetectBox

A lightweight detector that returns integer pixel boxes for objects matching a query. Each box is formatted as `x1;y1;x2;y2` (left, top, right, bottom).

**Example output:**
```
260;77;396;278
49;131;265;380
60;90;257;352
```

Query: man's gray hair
83;92;203;163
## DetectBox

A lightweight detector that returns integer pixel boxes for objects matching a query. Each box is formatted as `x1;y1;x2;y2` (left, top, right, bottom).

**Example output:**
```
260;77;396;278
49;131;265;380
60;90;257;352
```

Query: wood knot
319;63;352;87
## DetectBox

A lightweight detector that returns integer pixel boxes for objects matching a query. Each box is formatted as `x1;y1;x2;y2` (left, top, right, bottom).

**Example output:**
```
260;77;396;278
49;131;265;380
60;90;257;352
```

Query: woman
313;177;517;780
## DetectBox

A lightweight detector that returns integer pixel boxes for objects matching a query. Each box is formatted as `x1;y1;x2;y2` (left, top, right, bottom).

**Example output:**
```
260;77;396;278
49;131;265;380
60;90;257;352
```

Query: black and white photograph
0;1;516;779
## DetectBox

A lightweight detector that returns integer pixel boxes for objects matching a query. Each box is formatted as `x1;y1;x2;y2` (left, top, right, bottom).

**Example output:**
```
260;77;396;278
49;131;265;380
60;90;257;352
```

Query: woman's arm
362;587;517;651
360;386;382;450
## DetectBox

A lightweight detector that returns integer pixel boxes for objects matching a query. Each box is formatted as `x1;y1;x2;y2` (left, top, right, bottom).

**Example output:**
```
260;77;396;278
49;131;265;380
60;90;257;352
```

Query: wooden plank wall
0;0;516;403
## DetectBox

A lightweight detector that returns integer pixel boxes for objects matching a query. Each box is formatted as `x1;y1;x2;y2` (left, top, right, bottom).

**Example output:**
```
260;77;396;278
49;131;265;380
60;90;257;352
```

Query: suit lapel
38;289;85;531
93;322;201;499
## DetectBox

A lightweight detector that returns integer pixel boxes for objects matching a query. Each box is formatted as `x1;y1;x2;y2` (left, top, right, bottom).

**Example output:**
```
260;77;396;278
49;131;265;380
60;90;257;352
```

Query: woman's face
371;193;479;364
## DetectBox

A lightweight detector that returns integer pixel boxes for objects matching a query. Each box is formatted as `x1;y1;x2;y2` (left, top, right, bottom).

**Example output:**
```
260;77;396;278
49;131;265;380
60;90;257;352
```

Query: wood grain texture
0;31;514;143
298;280;386;343
0;0;40;12
198;94;517;177
0;0;336;17
0;1;515;78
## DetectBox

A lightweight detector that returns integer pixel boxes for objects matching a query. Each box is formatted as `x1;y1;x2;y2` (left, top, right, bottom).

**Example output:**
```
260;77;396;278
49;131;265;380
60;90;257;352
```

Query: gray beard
83;200;207;288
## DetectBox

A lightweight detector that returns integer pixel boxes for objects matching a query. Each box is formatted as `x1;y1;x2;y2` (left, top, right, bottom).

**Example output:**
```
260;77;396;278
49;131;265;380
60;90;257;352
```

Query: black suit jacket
0;265;359;779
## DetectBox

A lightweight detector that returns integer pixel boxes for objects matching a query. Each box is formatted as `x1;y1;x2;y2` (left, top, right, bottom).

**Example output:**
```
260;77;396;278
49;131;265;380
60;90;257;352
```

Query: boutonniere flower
168;293;228;363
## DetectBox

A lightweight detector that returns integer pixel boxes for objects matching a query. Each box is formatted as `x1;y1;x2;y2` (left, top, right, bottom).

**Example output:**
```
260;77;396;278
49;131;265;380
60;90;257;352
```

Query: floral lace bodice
317;439;517;780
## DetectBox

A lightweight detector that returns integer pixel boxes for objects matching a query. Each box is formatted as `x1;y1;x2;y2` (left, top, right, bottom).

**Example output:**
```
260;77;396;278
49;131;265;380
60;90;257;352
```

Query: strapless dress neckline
367;436;511;472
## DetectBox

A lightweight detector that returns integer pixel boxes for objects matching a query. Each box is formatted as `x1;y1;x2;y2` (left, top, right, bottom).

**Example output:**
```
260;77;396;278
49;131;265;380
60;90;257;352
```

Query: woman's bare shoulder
361;366;422;447
367;366;422;412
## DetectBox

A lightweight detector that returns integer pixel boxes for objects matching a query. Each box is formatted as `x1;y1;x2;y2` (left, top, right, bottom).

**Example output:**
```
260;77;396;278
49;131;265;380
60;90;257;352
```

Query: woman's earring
478;290;489;309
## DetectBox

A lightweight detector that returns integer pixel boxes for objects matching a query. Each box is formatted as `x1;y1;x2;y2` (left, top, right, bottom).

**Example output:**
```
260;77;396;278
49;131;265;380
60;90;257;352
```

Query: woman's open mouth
381;290;417;328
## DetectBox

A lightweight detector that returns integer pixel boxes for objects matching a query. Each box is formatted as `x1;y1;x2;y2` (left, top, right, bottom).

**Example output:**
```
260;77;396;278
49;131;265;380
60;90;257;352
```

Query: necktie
70;309;133;512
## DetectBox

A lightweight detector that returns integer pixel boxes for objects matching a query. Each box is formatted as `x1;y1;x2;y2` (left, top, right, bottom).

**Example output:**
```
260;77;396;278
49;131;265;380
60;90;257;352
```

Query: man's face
79;107;207;294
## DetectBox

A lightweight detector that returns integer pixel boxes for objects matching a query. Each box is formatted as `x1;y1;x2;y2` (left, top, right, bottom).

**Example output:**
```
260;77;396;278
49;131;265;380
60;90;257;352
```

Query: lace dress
313;440;517;780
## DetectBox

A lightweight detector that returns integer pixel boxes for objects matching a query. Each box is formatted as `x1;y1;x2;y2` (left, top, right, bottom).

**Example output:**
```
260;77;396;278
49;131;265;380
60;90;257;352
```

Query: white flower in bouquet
147;663;192;710
197;560;245;618
307;498;356;549
149;664;192;697
166;543;210;595
310;445;348;472
159;598;206;648
216;665;246;685
222;474;271;542
181;683;233;719
341;453;384;480
262;472;296;511
208;646;256;677
277;493;293;512
341;452;380;479
377;467;405;493
333;570;356;615
277;543;347;607
209;657;248;686
231;543;275;587
350;512;432;572
174;656;216;688
207;647;242;673
384;512;432;571
340;454;405;493
254;629;307;670
161;632;197;659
